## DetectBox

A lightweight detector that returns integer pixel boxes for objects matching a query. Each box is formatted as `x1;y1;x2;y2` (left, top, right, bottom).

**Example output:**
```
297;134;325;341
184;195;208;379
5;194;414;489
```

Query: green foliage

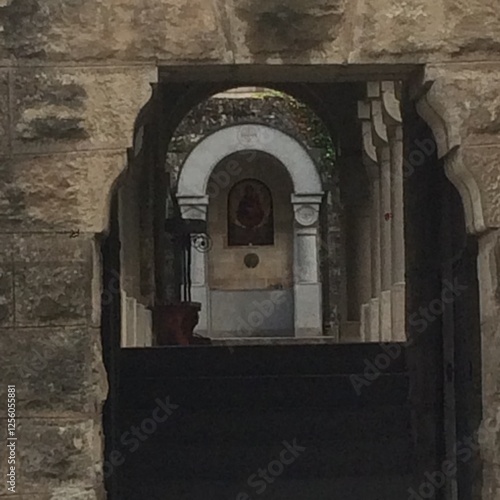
251;89;336;171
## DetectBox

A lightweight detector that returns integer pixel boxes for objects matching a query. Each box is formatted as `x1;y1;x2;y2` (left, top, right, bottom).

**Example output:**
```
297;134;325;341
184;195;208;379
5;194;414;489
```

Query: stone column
382;81;406;341
291;194;323;337
368;83;392;342
177;195;210;335
358;100;381;341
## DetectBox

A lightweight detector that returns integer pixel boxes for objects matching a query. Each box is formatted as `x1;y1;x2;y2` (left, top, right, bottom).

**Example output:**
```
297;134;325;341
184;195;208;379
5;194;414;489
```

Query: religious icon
228;179;274;246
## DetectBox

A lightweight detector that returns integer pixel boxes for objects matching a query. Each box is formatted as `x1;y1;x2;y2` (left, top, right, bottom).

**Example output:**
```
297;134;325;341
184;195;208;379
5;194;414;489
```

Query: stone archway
176;123;324;337
410;67;500;500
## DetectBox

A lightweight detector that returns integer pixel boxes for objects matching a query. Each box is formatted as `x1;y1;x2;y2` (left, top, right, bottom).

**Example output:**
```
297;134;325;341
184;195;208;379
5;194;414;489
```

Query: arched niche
176;124;324;338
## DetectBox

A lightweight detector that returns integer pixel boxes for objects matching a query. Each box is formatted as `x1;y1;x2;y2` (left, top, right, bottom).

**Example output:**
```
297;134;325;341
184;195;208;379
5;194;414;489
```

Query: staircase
115;344;414;499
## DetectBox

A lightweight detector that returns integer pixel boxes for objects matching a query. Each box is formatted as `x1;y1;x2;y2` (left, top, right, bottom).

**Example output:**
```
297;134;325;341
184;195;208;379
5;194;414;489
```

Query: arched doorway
176;123;324;338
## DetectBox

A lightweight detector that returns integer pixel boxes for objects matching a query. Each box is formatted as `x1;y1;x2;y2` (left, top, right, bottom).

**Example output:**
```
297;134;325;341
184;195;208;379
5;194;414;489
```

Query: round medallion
244;253;260;269
295;205;318;226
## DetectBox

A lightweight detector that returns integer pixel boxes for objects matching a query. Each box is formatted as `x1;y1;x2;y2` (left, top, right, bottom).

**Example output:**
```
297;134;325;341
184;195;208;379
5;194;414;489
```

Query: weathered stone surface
13;66;156;153
444;0;500;57
0;422;5;495
11;233;94;263
15;263;90;326
0;151;126;232
0;328;106;417
351;0;448;62
0;493;100;500
477;230;500;500
7;233;93;326
0;418;102;495
413;65;500;232
349;0;500;62
0;267;14;326
232;0;349;63
423;64;500;148
0;0;228;62
462;146;500;229
0;69;10;155
1;1;500;64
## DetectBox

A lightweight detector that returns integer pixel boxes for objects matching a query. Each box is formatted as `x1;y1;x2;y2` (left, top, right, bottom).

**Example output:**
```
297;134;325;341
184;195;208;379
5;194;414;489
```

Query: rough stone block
0;266;14;326
0;69;10;156
0;328;106;417
444;1;500;57
463;146;500;229
8;233;97;327
13;67;155;153
0;492;100;500
351;0;449;62
0;423;5;495
0;418;102;495
15;262;90;327
12;233;94;264
232;0;349;63
0;0;227;62
424;64;500;148
351;0;500;62
0;151;125;232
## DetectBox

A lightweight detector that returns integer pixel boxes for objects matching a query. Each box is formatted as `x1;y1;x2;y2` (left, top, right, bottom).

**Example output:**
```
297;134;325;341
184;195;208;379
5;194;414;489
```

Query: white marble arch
176;124;324;338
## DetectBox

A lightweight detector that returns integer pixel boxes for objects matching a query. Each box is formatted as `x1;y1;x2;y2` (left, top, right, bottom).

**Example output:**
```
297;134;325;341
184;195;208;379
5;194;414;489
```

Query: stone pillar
358;100;381;341
368;163;382;341
177;195;210;335
476;230;500;500
368;83;392;342
291;194;323;337
382;81;406;341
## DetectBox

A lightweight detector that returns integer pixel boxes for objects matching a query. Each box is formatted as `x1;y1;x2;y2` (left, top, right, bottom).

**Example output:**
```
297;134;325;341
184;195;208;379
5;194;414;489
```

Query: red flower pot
154;302;202;346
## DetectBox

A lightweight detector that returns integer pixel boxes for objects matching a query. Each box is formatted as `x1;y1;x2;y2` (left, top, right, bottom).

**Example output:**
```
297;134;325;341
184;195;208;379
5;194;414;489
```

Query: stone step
119;435;413;480
119;372;409;410
120;475;415;500
119;405;412;445
120;343;407;379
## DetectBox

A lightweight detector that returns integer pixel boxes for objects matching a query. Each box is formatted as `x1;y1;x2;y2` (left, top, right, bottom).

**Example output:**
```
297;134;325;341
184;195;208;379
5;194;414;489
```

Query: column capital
370;99;389;147
358;100;378;167
381;81;402;127
177;195;209;220
291;194;323;227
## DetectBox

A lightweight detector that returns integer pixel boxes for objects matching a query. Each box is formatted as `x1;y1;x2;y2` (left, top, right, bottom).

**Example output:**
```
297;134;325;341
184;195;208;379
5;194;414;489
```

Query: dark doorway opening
99;69;483;499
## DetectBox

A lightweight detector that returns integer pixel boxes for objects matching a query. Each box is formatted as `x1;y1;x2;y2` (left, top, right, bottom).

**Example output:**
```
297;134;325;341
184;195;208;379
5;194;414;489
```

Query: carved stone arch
177;124;323;197
414;79;486;234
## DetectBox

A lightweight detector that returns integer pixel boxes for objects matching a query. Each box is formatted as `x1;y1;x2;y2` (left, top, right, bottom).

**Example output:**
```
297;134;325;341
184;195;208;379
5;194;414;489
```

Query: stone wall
1;1;500;498
1;1;500;64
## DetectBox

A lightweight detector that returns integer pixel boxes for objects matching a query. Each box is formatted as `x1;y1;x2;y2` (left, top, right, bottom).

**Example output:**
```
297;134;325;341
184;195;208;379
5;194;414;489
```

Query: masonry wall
1;1;500;498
